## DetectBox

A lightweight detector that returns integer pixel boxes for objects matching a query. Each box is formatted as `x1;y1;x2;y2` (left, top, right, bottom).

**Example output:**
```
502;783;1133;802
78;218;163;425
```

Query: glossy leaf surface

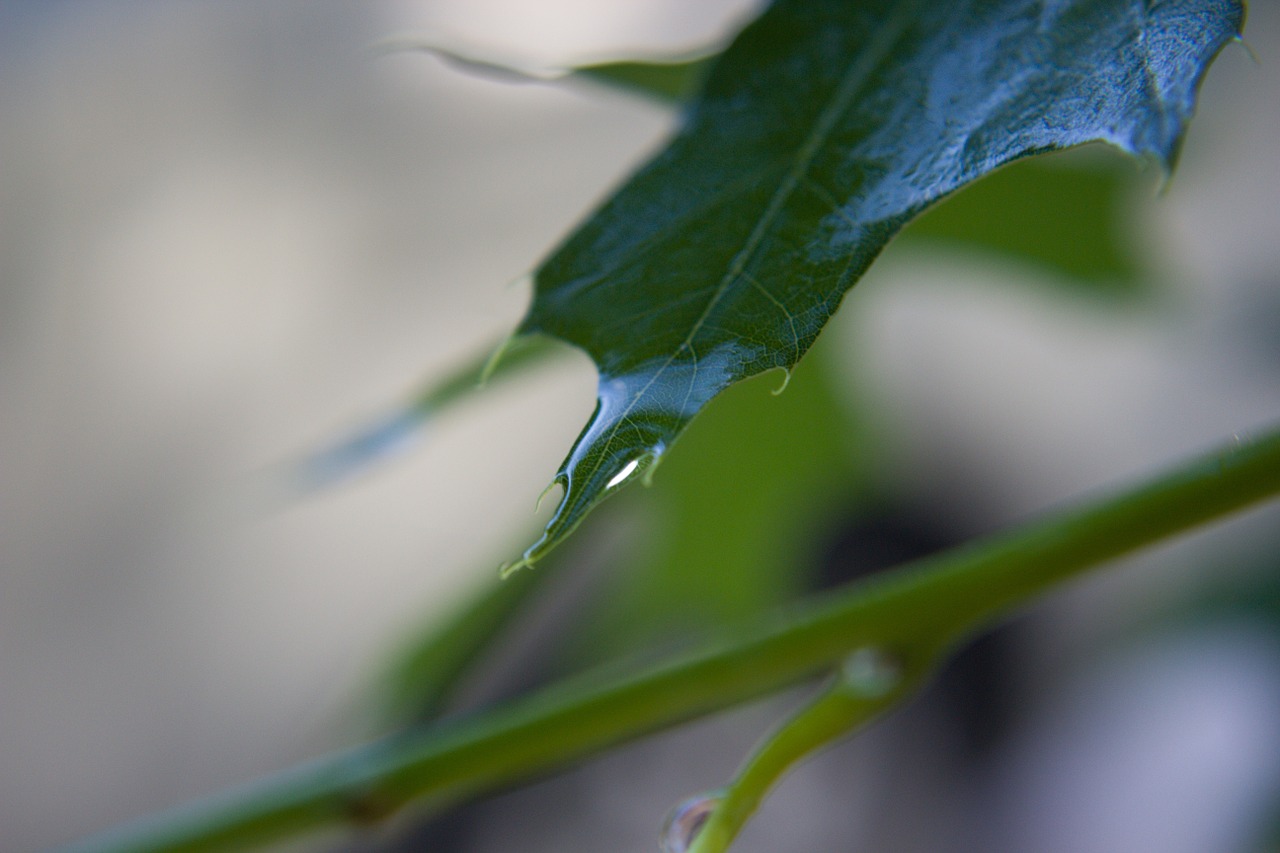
508;0;1244;571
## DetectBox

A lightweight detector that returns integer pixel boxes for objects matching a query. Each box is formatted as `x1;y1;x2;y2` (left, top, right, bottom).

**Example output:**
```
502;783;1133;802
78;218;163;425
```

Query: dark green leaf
505;0;1244;572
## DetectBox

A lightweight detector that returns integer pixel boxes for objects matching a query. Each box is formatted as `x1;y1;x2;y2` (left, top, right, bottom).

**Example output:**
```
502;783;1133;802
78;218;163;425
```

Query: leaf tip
479;330;521;387
534;475;566;513
1233;34;1260;67
769;367;792;396
498;555;533;579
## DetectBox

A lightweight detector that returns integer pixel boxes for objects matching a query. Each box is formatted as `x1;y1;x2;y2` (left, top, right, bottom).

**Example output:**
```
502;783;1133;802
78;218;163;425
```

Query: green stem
66;427;1280;853
685;649;933;853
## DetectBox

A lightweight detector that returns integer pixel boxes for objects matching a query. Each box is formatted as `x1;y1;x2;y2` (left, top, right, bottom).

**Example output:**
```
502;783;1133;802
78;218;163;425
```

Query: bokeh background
2;2;1279;851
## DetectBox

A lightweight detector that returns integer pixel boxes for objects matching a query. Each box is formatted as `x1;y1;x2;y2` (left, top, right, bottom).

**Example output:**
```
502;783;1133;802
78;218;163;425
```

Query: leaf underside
507;0;1244;572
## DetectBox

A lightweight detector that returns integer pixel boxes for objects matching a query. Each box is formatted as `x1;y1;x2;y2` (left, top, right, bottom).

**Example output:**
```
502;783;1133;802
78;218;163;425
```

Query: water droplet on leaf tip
659;792;721;853
841;647;902;698
606;458;641;489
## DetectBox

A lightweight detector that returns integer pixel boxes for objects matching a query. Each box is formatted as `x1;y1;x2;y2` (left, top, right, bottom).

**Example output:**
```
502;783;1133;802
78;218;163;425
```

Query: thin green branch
66;427;1280;853
684;648;933;853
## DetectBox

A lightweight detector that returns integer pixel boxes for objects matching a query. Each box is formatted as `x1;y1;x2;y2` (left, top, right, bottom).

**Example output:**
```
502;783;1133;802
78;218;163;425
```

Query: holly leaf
504;0;1244;573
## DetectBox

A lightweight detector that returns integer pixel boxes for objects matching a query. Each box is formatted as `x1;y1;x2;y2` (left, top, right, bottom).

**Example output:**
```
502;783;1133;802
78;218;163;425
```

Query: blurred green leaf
573;56;715;102
379;556;557;725
902;152;1145;295
508;0;1243;572
291;336;560;492
375;39;715;105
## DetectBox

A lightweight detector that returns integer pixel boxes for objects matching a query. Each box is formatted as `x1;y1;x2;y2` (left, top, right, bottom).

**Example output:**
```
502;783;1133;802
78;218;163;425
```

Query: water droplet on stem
660;792;721;853
841;647;902;698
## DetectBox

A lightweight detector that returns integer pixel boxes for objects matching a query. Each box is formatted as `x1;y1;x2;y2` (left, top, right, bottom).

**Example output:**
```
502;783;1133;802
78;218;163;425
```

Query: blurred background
1;2;1279;851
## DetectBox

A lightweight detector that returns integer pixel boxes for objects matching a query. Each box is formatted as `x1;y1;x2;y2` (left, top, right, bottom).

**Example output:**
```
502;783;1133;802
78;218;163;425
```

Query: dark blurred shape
819;505;1022;761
